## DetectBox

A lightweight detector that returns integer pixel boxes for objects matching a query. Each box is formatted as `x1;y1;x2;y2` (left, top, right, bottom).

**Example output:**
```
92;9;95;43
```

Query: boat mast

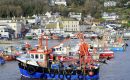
77;33;92;69
38;35;43;50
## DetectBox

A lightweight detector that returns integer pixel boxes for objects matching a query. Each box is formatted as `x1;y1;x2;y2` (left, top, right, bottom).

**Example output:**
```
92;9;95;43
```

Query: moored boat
99;49;114;59
1;46;21;61
17;33;100;80
0;56;5;65
89;48;114;60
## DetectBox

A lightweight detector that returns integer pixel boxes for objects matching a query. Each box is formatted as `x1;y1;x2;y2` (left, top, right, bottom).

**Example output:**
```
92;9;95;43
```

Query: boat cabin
26;51;46;62
52;44;71;55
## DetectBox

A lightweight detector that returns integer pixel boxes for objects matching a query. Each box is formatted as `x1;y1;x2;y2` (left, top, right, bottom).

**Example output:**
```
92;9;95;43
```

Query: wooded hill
0;0;129;18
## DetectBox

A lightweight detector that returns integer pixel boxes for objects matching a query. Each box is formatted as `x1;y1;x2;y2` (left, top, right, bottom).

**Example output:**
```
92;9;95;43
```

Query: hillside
0;0;129;19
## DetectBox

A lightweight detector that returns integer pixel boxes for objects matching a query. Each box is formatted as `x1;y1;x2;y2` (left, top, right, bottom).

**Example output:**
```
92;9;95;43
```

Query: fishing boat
1;46;19;61
109;37;127;52
17;33;100;80
98;49;114;59
89;48;114;60
0;56;5;65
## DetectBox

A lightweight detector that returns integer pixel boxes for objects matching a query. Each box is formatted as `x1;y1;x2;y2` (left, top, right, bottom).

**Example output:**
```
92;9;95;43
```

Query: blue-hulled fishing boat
17;33;100;80
109;43;127;52
0;56;5;65
109;47;124;51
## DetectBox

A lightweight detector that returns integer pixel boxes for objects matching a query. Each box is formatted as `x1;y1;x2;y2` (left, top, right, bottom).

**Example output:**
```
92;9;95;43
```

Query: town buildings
102;12;119;20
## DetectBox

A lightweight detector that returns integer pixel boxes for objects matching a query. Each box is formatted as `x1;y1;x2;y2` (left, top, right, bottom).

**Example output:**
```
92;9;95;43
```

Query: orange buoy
88;71;94;76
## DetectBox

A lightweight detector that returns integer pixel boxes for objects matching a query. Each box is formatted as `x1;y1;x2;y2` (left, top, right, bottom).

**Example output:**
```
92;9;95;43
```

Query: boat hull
3;55;15;61
18;61;99;80
100;53;114;59
0;57;5;65
110;47;124;51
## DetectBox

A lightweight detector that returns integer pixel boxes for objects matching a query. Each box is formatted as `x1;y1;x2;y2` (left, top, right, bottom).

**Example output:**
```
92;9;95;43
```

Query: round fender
58;74;64;79
78;74;84;79
27;65;36;75
49;69;56;78
88;71;94;76
64;69;72;79
65;74;71;79
49;73;55;78
40;73;47;79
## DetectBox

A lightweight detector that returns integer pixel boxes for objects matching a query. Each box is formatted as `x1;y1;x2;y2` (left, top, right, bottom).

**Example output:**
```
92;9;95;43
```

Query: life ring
49;69;55;78
58;74;64;79
49;73;55;78
88;69;94;76
58;70;64;79
64;69;72;79
77;70;84;79
78;74;83;79
27;65;36;75
40;73;47;79
65;74;71;79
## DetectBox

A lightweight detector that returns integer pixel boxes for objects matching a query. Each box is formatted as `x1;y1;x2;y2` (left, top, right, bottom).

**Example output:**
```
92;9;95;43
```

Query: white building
26;18;35;24
55;0;66;6
45;12;52;18
80;25;91;32
7;22;23;38
45;21;64;34
0;24;14;39
69;12;82;21
102;12;119;20
0;21;23;38
104;1;117;7
49;0;67;6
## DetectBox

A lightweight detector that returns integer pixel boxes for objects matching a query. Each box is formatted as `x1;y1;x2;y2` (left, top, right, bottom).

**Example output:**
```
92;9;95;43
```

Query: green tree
84;0;103;18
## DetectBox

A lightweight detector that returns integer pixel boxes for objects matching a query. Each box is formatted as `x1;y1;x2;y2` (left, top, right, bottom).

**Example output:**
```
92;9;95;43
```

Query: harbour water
0;40;130;80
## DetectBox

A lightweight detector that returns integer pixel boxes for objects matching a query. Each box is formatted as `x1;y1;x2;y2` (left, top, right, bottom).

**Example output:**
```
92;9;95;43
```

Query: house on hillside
45;12;52;18
49;0;67;6
62;18;80;32
102;12;119;20
45;21;64;34
80;25;92;32
84;15;94;25
104;1;117;7
69;12;82;21
124;1;130;7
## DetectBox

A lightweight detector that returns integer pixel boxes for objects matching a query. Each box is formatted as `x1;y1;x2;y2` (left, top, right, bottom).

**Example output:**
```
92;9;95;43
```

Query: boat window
60;47;62;51
31;54;34;58
52;48;55;51
58;48;60;51
40;54;43;59
35;54;39;59
26;54;30;58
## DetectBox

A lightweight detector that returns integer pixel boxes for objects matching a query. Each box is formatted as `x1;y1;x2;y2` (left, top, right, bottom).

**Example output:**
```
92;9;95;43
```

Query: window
53;48;55;51
35;54;39;59
4;29;8;32
31;54;34;58
26;54;30;58
40;54;43;59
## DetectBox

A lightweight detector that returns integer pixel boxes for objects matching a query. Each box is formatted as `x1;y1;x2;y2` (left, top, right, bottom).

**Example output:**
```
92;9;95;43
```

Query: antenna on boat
38;35;43;50
37;32;49;50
